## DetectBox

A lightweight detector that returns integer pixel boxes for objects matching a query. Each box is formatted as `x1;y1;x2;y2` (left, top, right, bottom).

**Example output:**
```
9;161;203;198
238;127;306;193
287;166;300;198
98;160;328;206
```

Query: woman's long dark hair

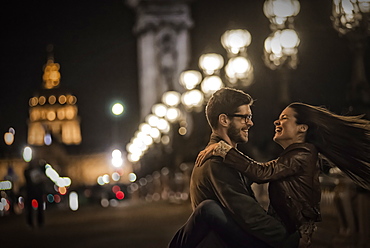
288;102;370;190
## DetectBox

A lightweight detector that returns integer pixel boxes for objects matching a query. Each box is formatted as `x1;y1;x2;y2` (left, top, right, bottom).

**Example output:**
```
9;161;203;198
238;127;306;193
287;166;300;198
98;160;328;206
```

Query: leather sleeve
224;147;312;183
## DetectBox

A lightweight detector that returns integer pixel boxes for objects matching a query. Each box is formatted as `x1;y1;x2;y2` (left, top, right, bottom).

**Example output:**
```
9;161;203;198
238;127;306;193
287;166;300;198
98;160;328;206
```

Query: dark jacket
223;142;322;233
191;133;299;248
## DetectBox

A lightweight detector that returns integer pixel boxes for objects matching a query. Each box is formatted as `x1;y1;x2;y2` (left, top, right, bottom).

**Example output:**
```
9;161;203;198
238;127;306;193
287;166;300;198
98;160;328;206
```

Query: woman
169;102;370;247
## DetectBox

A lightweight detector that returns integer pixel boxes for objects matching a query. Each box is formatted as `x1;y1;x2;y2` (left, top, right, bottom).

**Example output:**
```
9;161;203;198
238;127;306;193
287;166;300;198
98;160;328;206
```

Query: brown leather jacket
192;134;300;248
224;143;322;233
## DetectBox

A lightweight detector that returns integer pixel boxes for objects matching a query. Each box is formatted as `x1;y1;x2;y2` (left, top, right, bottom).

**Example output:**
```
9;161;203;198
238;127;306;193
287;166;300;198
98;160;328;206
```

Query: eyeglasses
226;113;252;123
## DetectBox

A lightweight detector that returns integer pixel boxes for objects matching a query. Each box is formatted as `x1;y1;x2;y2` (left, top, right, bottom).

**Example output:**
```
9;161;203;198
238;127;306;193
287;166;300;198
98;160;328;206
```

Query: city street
0;199;363;248
0;200;192;248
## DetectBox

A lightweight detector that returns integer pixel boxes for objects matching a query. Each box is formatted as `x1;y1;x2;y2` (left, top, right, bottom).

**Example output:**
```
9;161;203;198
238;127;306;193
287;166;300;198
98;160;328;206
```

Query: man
169;88;299;247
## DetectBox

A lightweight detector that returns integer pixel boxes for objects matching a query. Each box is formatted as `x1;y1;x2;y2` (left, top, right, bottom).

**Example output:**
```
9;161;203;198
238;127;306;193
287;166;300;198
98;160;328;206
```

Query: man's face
227;105;253;144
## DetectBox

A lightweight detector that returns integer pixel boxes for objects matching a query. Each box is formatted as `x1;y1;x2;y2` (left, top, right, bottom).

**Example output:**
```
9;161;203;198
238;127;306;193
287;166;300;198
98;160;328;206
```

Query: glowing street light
221;29;252;55
4;127;15;146
112;102;124;116
263;0;300;28
179;70;202;90
162;91;181;107
198;53;224;75
112;149;123;168
23;146;33;162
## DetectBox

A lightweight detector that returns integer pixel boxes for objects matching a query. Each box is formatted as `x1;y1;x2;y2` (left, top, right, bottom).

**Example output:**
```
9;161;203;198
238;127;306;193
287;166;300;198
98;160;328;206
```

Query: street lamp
111;149;124;168
181;89;204;111
220;29;255;87
179;70;202;90
263;0;301;107
221;29;252;55
4;128;15;146
200;75;224;97
23;146;33;162
263;0;300;29
161;91;181;107
224;56;254;86
331;0;370;107
112;102;124;116
263;29;300;70
198;53;224;75
4;128;15;166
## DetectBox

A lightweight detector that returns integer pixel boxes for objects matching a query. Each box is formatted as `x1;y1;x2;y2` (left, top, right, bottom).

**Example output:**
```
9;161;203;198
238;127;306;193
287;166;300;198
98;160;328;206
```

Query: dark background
0;0;369;159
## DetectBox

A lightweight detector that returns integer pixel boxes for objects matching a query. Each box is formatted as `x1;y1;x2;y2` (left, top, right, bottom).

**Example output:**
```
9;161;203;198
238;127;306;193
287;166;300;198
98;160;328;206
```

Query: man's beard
227;122;247;144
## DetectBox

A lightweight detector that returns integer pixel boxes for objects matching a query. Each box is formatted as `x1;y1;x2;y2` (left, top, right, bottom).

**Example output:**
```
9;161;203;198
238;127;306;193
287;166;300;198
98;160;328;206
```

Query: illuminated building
27;48;82;146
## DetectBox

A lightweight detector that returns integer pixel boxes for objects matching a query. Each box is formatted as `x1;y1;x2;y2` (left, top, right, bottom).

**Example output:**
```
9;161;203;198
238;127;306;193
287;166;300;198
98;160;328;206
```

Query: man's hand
195;143;218;167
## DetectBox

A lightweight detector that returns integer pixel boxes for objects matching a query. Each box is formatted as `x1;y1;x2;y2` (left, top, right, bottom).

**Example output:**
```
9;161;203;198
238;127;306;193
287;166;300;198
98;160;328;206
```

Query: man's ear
218;114;230;127
299;124;308;133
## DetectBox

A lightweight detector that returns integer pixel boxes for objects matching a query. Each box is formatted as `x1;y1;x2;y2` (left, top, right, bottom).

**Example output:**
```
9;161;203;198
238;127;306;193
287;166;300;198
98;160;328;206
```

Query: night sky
1;0;369;159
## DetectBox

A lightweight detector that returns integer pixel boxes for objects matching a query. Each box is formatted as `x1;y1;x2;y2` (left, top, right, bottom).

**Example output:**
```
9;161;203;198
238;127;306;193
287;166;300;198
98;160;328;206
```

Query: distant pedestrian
24;159;47;228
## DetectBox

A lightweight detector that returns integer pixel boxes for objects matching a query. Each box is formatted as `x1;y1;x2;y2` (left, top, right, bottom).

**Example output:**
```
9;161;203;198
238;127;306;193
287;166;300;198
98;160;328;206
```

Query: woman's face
273;107;306;149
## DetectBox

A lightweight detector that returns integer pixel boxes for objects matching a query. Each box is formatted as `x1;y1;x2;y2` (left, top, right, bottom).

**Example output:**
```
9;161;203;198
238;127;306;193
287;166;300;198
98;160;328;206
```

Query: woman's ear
218;114;230;127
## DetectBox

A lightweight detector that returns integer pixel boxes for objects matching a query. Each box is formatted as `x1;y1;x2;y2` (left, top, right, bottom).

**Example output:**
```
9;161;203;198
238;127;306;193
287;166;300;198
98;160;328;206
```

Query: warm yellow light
30;109;40;121
162;91;181;107
264;30;299;56
263;0;300;25
65;107;75;119
199;53;224;75
49;95;56;105
149;127;161;140
23;146;32;162
143;135;153;146
4;132;14;145
67;95;77;105
181;89;204;108
43;62;61;89
179;70;202;90
139;123;152;135
39;96;46;105
146;114;159;127
166;107;181;122
221;29;252;55
152;103;167;117
112;103;124;116
225;57;253;84
227;57;251;74
161;135;170;145
29;97;38;107
47;111;56;121
112;149;123;168
57;109;66;120
128;153;140;163
201;75;224;96
157;118;170;133
59;95;67;104
178;127;187;135
280;29;300;48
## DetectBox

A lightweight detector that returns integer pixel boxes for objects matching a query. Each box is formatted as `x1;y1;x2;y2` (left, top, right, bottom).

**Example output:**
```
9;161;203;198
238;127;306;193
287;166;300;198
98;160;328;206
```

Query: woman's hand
298;234;311;248
195;143;218;167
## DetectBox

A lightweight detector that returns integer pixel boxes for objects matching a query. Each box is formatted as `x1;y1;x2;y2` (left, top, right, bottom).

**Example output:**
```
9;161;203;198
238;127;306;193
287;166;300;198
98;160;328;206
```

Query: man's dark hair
205;87;253;129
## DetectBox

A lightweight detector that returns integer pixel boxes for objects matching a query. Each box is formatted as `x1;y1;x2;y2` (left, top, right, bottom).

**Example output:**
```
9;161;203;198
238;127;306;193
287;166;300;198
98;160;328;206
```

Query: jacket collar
208;133;226;146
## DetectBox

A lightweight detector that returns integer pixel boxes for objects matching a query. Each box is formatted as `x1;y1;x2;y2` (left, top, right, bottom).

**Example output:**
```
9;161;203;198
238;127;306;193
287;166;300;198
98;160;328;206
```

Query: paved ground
0;200;367;248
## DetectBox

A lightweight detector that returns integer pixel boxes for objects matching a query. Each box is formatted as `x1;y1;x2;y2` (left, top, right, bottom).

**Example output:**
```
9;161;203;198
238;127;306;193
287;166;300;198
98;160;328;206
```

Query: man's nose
274;120;279;126
247;119;254;127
